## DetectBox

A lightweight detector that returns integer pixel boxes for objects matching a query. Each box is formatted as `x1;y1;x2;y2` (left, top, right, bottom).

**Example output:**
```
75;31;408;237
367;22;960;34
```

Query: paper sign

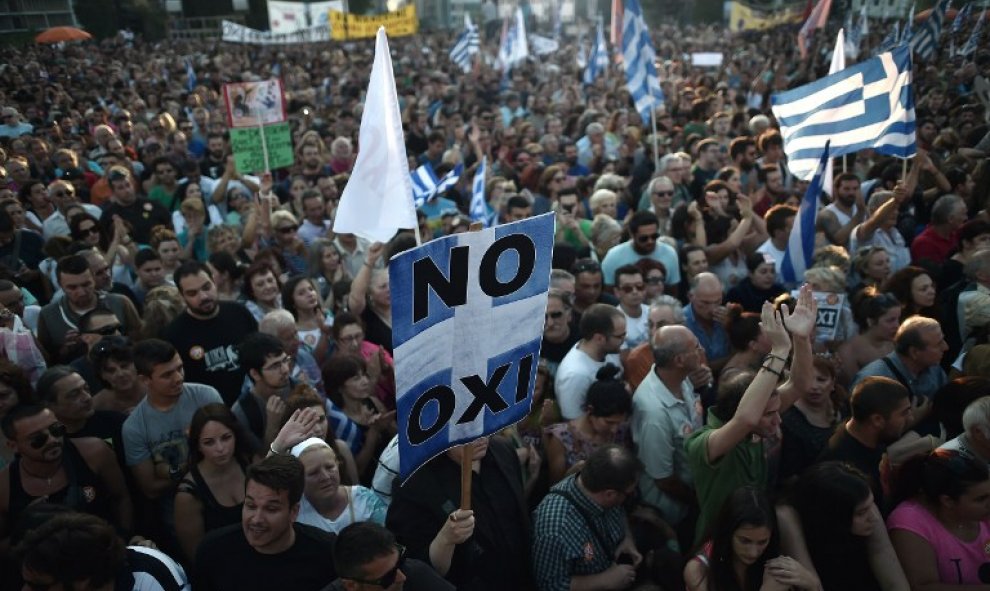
692;52;724;67
223;79;287;128
329;5;418;40
229;122;294;174
793;290;846;342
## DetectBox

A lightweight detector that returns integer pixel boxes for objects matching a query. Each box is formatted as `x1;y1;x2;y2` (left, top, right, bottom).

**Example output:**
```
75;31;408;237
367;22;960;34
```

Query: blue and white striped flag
781;142;830;285
954;2;973;33
469;157;489;227
911;0;950;61
900;3;914;43
879;22;900;52
498;8;529;71
771;44;916;181
411;163;463;208
450;14;480;73
621;0;664;124
583;21;609;85
185;58;197;92
961;10;986;57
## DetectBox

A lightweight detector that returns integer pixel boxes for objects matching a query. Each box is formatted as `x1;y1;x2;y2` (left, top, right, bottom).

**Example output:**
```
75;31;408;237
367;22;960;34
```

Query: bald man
683;273;730;371
631;326;705;530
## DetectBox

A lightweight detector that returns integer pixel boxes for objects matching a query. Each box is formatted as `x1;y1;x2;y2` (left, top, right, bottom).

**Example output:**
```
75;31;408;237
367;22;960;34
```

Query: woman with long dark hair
685;486;818;591
174;403;253;564
778;462;909;591
883;266;937;319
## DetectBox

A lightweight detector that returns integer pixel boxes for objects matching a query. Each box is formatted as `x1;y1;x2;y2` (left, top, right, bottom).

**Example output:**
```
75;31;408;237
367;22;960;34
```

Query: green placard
230;122;294;174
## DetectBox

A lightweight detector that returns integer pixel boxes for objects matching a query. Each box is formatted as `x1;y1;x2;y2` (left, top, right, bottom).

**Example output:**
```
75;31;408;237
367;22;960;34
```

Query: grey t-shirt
122;382;223;471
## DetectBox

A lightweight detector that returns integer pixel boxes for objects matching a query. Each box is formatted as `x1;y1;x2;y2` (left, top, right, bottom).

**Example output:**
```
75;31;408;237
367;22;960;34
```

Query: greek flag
781;142;830;285
954;2;972;34
583;21;609;85
771;44;916;181
450;14;480;73
911;0;950;61
879;22;900;52
185;58;197;92
961;10;986;57
621;0;664;124
391;213;553;479
469;157;489;227
901;4;914;43
498;8;529;71
411;163;463;208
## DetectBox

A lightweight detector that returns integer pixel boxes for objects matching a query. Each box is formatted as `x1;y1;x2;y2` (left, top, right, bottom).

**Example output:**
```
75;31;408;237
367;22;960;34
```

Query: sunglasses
54;190;75;197
80;226;100;236
619;283;645;293
653;190;674;197
636;233;661;243
349;545;406;587
86;323;122;336
29;422;67;449
277;226;298;234
545;310;566;320
645;275;665;285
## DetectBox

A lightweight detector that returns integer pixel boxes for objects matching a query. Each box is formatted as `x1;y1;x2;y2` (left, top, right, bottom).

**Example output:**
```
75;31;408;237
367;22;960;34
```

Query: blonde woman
266;210;307;275
140;285;186;340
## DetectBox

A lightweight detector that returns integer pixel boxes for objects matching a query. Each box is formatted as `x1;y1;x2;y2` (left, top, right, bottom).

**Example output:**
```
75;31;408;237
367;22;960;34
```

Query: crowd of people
0;3;990;590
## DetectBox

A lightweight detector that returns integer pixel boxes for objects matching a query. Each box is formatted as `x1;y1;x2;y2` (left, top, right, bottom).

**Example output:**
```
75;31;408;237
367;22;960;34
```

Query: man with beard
98;166;170;244
816;173;866;247
751;165;787;218
200;133;228;180
300;144;333;184
601;211;681;294
0;403;132;541
164;261;258;406
820;376;913;510
689;139;722;201
729;137;758;195
555;304;626;420
233;334;294;450
196;454;337;591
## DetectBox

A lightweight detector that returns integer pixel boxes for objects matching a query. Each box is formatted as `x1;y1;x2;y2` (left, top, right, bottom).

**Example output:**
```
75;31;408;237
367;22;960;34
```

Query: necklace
20;462;61;489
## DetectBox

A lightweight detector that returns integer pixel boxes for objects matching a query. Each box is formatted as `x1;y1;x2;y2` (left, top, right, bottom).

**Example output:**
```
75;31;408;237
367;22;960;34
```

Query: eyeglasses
29;422;67;449
636;233;661;243
571;259;601;274
86;323;122;336
277;226;298;234
545;310;566;321
653;190;674;197
619;283;645;293
108;170;129;182
348;545;406;587
645;275;665;285
262;355;294;372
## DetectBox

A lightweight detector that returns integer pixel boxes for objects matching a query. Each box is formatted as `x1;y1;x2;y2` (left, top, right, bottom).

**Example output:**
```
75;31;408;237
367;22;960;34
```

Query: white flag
332;28;416;243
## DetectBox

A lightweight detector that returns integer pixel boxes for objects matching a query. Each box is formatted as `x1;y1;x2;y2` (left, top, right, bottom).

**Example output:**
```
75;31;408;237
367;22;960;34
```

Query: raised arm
778;285;817;411
347;242;384;315
704;301;791;463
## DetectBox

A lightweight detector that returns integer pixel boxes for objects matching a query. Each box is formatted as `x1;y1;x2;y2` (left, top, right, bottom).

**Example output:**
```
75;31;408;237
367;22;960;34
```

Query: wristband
760;365;784;379
765;353;787;364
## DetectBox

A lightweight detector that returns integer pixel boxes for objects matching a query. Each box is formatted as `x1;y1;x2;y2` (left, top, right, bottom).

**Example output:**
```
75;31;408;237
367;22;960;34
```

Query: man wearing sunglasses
0;403;133;543
195;454;337;591
600;211;680;298
326;522;454;591
41;179;102;242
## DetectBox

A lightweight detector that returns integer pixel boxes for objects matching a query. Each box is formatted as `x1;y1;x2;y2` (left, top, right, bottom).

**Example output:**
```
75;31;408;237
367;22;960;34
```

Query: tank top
8;440;113;526
176;463;244;533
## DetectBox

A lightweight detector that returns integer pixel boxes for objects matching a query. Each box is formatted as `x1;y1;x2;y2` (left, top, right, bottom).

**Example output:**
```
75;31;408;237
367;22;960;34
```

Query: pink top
887;499;990;585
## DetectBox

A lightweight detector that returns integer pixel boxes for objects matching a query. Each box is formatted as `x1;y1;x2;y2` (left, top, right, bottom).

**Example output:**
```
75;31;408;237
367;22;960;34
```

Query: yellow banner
329;5;418;40
727;1;802;33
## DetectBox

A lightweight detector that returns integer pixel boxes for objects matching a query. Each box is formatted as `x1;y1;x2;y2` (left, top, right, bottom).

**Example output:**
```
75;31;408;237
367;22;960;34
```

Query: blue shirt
684;304;730;362
600;240;681;287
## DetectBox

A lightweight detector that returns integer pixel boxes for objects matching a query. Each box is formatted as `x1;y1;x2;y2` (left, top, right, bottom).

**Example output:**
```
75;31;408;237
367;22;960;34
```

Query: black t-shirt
540;332;580;379
195;522;336;591
162;303;259;406
99;198;171;245
361;306;393;354
820;423;887;510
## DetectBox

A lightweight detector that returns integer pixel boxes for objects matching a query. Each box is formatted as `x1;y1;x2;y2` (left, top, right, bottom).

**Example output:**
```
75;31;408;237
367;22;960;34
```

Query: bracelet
765;353;787;364
269;442;284;456
760;364;785;378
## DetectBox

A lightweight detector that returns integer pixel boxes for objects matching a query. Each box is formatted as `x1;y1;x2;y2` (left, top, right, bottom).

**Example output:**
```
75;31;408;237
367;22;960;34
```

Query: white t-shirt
756;239;787;276
555;343;622;420
619;303;650;351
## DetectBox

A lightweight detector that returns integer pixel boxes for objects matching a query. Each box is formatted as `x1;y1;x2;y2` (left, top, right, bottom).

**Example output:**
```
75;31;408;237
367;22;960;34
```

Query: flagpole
256;107;270;173
649;100;660;173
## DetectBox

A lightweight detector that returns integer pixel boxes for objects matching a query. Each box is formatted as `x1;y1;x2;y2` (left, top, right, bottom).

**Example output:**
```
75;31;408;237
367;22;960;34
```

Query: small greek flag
469;157;489;227
781;142;830;285
411;163;463;208
185;58;197;92
450;14;480;73
621;0;664;124
772;44;916;180
911;0;950;61
961;10;986;57
901;4;915;44
583;21;609;85
498;8;529;71
954;2;972;34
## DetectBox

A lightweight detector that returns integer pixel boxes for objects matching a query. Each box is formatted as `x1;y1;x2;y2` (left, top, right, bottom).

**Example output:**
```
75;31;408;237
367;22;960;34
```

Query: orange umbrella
35;26;93;44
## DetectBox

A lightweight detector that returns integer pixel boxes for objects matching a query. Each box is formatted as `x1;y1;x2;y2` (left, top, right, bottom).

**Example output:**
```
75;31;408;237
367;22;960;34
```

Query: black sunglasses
86;323;122;336
545;310;565;320
636;232;661;243
277;225;298;234
348;545;406;587
29;422;67;449
653;190;674;197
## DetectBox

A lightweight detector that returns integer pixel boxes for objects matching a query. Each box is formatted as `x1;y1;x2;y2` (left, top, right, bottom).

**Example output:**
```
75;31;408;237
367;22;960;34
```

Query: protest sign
691;52;724;67
222;79;287;128
229;122;294;174
792;290;845;342
727;1;803;32
329;5;418;40
221;20;331;45
391;213;553;480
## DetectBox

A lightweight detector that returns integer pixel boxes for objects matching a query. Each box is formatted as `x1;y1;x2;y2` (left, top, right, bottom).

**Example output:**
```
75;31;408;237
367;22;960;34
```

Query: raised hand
760;300;792;354
782;284;818;339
